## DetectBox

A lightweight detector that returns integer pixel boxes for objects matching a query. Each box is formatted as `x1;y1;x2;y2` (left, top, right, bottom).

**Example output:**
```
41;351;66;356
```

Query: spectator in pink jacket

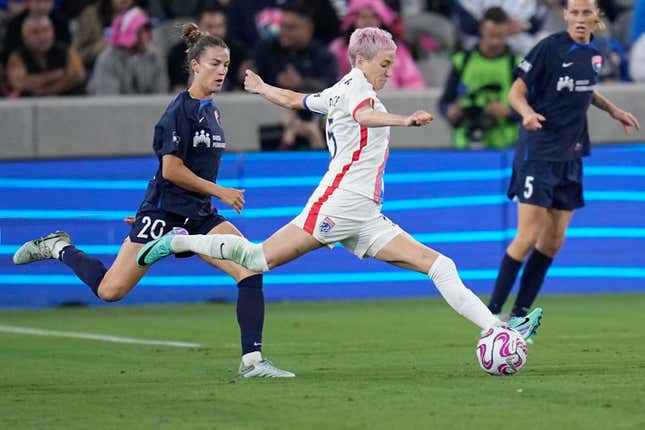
329;0;425;89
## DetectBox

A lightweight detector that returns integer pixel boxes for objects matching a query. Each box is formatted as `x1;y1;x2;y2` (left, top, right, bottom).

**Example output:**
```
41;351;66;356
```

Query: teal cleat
508;307;543;342
136;236;175;268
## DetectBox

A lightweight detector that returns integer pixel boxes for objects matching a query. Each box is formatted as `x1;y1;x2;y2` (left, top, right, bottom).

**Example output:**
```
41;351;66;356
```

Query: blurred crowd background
0;0;643;149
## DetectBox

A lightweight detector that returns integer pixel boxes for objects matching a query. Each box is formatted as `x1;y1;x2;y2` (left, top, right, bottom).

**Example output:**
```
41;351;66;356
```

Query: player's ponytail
593;9;606;32
181;22;228;71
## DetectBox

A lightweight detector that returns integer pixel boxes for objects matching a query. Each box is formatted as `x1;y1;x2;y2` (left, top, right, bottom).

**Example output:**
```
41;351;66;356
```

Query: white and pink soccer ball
476;326;528;375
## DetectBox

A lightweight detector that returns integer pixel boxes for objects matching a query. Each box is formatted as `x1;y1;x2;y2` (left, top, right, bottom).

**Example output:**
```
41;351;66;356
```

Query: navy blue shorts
128;208;227;245
507;158;585;211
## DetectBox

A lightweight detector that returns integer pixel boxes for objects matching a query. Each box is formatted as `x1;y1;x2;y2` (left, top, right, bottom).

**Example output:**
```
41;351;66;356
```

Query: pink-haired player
138;27;542;340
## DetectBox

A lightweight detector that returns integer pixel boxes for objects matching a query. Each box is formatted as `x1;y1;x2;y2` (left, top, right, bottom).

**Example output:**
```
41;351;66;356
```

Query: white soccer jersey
303;68;390;204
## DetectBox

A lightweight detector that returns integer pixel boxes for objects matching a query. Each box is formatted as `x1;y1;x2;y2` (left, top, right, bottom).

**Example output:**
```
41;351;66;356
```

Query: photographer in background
439;7;520;150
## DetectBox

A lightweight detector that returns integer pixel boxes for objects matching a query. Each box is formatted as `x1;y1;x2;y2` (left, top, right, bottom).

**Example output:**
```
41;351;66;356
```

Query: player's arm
161;154;245;213
354;104;433;128
508;77;545;131
592;90;640;134
244;69;306;110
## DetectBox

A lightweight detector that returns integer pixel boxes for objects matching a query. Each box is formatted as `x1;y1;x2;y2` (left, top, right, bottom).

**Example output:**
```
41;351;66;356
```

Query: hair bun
182;22;204;47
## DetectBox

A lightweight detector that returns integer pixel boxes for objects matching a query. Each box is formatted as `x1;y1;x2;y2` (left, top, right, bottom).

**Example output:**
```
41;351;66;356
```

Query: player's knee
97;283;127;302
537;236;565;256
513;230;540;251
240;243;270;273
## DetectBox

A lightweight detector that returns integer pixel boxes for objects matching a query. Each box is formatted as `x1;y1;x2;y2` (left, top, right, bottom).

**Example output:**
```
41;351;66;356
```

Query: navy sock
488;253;523;315
236;274;264;355
512;249;553;317
59;245;107;297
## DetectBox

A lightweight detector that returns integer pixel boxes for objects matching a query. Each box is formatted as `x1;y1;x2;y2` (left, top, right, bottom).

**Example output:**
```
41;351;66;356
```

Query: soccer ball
476;325;528;375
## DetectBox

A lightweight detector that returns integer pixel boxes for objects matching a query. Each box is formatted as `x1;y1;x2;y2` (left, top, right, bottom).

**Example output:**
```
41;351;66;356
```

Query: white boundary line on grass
0;325;202;348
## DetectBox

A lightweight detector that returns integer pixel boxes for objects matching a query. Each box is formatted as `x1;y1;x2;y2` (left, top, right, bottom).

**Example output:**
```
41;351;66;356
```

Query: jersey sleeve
513;37;550;86
153;109;183;157
303;87;332;116
347;78;377;121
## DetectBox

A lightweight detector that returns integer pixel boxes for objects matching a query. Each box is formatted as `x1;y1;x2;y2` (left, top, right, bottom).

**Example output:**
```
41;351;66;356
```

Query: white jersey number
136;216;167;239
523;176;534;199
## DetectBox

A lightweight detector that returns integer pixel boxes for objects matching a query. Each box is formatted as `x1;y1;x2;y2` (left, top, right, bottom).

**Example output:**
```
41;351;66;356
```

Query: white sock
51;240;69;260
171;234;269;272
428;254;502;330
242;351;263;366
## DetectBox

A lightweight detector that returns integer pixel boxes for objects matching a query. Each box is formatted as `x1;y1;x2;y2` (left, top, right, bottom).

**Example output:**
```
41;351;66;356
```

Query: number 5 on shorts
523;176;534;199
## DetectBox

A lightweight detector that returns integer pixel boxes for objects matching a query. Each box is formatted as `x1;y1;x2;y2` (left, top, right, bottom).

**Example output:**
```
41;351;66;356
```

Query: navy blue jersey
139;90;226;218
513;31;603;161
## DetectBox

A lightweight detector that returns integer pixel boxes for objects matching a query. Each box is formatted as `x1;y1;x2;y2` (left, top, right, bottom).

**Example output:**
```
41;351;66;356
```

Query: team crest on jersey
213;109;221;125
319;216;336;233
591;55;602;73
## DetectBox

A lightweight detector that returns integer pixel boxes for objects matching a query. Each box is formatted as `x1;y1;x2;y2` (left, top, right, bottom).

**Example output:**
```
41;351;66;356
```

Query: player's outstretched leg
238;355;296;378
13;231;72;264
508;307;543;341
137;234;269;272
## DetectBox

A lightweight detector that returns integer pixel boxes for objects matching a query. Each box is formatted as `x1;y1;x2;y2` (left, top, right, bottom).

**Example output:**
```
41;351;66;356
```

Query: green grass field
1;294;645;430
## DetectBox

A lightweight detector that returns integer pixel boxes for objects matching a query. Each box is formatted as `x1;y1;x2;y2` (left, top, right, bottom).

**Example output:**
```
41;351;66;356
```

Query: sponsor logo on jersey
556;76;575;92
591;55;602;73
193;130;226;149
556;76;595;92
319;216;336;233
193;130;211;148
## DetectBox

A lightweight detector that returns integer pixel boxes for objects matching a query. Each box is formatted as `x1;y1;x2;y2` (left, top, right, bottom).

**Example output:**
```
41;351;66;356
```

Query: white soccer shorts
291;187;402;258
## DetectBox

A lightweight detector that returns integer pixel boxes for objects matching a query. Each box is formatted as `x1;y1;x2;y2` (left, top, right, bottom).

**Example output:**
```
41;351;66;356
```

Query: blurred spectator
88;6;168;94
330;0;425;89
400;0;456;54
147;0;206;20
59;0;96;19
454;0;545;55
167;2;247;93
633;0;645;43
2;0;71;65
439;6;519;150
300;0;340;44
74;0;135;71
255;0;337;150
227;0;282;58
0;1;27;51
538;0;566;36
255;1;337;93
630;33;645;82
5;13;84;96
227;0;339;55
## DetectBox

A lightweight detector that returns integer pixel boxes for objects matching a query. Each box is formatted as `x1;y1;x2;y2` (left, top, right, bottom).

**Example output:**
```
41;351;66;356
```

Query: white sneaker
238;359;295;378
13;231;72;265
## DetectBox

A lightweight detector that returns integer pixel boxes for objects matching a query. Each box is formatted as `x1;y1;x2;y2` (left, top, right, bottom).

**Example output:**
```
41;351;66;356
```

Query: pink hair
348;27;397;66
